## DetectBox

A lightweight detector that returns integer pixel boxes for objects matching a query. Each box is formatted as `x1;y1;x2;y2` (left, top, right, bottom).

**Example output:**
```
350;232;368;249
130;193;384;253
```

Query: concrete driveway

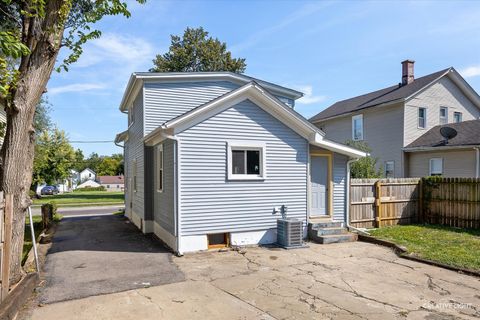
37;215;184;304
29;241;479;319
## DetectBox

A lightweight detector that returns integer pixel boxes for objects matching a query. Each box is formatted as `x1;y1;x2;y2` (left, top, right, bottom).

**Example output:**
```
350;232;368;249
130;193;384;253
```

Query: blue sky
47;0;480;156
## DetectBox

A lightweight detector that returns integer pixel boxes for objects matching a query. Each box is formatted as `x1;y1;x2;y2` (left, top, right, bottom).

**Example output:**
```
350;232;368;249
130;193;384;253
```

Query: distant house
310;60;480;178
115;72;365;254
404;120;480;177
76;179;101;189
97;175;125;191
79;168;96;183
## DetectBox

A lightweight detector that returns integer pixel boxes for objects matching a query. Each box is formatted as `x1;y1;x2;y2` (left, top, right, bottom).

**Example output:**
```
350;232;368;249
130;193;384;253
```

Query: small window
430;158;443;176
107;185;110;188
227;141;265;180
133;159;137;192
418;108;426;128
453;112;462;123
439;107;448;125
157;144;164;192
117;185;119;188
352;114;363;140
385;161;395;178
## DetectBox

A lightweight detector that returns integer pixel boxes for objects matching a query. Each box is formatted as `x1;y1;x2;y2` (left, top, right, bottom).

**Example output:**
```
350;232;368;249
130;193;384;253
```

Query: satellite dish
440;126;457;141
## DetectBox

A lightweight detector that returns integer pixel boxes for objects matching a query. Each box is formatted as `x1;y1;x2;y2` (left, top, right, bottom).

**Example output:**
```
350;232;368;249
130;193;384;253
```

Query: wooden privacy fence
349;177;480;229
424;177;480;229
350;178;421;228
0;193;12;302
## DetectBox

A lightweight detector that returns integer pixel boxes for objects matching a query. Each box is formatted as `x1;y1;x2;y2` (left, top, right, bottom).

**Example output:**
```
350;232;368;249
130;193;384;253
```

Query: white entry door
311;156;328;216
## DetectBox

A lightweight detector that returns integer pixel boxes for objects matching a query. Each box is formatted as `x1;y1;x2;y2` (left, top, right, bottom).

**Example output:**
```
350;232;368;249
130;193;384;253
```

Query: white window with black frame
227;141;266;180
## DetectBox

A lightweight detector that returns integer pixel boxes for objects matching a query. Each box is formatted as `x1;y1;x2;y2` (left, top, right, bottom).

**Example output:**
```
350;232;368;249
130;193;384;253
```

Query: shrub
74;186;106;192
29;190;37;199
41;201;58;216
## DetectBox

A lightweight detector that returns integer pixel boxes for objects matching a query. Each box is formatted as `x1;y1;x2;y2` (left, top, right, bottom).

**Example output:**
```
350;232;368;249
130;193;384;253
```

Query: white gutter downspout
475;147;480;178
345;158;370;235
161;133;183;256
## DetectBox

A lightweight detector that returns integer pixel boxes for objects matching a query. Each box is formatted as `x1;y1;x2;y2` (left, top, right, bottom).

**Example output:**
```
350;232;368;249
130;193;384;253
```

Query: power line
70;140;115;143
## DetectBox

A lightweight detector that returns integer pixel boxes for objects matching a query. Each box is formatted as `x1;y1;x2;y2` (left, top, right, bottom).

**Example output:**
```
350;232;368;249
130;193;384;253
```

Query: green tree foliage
72;149;85;172
34;97;52;134
0;0;145;284
345;140;383;179
150;27;246;73
33;128;75;185
75;152;123;178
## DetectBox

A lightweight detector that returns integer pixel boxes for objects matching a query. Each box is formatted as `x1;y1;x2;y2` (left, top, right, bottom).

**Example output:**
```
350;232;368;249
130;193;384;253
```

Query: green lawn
369;224;480;271
32;191;124;206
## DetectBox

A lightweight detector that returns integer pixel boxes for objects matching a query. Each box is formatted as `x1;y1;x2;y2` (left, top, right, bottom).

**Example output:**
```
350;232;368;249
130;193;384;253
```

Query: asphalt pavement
38;214;185;304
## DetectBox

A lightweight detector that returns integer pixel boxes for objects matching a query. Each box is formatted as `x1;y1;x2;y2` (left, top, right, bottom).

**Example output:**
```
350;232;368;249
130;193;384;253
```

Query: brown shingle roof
405;119;480;149
309;68;451;122
97;176;124;184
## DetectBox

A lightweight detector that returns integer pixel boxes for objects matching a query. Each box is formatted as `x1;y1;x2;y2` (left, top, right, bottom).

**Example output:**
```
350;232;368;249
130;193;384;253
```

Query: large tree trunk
0;0;68;284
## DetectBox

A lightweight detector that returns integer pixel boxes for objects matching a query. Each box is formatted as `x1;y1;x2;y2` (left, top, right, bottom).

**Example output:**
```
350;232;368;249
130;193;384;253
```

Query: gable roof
404;119;480;151
97;175;125;184
143;81;367;159
310;67;480;122
119;72;304;112
80;168;96;175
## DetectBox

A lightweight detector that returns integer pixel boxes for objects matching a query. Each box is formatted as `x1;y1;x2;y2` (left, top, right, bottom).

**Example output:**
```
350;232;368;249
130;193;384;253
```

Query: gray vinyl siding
153;139;176;235
177;99;308;236
143;81;240;134
332;153;347;222
316;103;405;177
407;149;477;178
404;76;480;146
127;90;145;219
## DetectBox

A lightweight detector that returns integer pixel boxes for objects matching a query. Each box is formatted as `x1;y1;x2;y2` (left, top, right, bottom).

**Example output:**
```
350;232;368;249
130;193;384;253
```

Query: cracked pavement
27;242;479;319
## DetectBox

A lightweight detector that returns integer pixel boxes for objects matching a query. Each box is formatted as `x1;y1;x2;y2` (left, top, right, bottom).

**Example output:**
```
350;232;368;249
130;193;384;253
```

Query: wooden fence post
1;194;13;302
418;178;423;223
374;180;382;228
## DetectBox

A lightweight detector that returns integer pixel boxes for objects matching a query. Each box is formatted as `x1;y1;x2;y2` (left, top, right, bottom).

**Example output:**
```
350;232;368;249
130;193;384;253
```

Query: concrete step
315;227;347;236
309;221;343;229
314;233;358;244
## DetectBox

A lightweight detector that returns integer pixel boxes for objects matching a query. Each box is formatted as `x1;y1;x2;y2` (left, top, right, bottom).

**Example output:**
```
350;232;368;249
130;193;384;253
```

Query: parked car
41;186;59;195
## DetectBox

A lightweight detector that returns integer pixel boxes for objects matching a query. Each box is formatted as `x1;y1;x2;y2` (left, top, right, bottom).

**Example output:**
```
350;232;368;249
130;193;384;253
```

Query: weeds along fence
349;177;480;229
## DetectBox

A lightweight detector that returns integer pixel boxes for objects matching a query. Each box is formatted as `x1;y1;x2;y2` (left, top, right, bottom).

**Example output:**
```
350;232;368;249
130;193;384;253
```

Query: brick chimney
401;60;415;85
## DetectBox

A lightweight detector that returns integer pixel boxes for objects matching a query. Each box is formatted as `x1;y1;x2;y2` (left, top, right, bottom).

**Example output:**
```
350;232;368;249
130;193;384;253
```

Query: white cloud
48;83;105;95
231;2;333;53
75;33;154;69
293;85;326;105
460;65;480;78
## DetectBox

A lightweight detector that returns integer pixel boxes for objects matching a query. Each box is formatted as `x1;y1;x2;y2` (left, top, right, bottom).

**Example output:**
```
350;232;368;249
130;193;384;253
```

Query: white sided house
79;168;96;183
116;72;366;254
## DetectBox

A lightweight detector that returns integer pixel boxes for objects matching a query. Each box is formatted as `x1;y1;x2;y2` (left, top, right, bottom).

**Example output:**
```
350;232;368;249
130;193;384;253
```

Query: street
31;205;124;217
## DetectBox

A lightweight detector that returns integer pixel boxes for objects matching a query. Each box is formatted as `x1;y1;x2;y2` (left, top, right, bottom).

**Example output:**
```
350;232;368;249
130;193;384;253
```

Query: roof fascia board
312;136;367;158
447;69;480;109
403;145;480;152
403;69;451;104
